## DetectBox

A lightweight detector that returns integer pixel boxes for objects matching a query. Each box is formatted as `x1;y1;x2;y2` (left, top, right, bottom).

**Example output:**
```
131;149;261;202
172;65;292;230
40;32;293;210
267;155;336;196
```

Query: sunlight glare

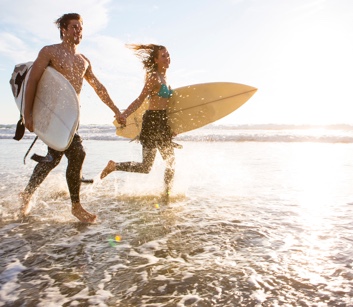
287;142;345;227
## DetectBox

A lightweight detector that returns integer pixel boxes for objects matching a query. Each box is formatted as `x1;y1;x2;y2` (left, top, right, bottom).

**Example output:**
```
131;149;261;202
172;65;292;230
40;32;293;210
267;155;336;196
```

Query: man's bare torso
45;44;89;95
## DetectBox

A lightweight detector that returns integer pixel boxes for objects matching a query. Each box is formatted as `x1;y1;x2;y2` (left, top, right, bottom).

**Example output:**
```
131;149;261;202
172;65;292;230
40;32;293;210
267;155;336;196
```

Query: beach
1;124;353;306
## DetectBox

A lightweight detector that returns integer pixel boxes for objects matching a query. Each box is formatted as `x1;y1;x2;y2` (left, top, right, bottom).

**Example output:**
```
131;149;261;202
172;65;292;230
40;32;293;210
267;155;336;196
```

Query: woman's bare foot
100;160;116;179
19;192;32;217
72;203;97;223
161;189;171;205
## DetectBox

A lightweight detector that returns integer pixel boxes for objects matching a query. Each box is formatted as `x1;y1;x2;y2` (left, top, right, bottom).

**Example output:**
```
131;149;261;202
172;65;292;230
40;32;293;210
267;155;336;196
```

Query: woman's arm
122;74;157;119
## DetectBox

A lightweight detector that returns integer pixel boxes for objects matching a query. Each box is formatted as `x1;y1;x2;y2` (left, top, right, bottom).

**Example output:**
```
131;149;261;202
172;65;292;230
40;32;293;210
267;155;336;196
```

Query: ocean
1;124;353;306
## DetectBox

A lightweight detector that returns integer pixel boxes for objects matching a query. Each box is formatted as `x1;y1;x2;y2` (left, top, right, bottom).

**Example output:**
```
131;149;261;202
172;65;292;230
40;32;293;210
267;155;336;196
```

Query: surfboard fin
129;136;140;143
81;177;94;184
31;153;54;163
13;118;25;141
172;141;183;149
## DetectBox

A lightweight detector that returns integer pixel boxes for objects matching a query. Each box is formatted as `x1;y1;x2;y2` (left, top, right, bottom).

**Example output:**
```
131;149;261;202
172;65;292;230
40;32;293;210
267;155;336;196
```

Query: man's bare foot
100;160;116;179
72;203;97;223
19;192;32;217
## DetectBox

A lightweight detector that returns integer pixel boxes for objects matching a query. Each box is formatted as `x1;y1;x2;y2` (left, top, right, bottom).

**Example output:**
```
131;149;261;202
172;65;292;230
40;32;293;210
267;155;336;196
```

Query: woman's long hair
127;44;166;80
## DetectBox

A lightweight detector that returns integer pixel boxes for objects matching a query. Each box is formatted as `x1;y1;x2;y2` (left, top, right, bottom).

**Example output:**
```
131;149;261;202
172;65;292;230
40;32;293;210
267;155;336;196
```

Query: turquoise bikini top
158;83;173;98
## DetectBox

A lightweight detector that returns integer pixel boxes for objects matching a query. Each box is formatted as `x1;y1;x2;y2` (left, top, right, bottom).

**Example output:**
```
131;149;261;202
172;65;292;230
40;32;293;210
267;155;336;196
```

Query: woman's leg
117;147;156;173
159;145;175;194
100;147;157;179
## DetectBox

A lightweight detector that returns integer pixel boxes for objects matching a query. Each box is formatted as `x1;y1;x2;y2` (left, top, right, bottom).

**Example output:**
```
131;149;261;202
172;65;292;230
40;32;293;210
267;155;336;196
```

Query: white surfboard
113;82;257;139
10;62;80;151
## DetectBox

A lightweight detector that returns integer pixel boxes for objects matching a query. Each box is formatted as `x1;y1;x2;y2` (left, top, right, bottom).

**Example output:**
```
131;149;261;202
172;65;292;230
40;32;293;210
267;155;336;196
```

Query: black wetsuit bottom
116;110;175;190
24;134;85;203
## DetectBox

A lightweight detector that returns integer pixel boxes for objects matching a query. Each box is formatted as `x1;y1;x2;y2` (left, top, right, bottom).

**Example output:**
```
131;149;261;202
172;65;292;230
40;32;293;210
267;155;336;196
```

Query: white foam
0;259;26;302
251;289;268;304
176;294;202;306
37;286;68;307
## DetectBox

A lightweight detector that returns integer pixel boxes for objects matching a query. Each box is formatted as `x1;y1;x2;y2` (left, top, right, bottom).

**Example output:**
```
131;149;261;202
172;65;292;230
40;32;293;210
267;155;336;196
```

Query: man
20;13;123;223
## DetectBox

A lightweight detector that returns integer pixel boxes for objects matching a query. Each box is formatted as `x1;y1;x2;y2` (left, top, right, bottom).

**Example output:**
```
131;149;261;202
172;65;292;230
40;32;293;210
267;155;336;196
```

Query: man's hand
116;113;126;127
24;114;34;132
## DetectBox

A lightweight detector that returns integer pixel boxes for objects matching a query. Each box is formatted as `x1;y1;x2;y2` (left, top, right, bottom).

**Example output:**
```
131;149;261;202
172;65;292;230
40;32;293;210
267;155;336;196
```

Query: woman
100;44;176;198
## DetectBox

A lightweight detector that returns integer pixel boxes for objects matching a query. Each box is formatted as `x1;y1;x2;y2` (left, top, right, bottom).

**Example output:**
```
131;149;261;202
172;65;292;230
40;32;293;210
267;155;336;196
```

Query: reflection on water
1;140;353;305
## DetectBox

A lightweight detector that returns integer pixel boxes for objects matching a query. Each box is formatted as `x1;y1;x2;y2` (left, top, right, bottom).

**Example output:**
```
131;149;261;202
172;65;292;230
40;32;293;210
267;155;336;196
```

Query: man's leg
64;135;96;223
20;148;63;216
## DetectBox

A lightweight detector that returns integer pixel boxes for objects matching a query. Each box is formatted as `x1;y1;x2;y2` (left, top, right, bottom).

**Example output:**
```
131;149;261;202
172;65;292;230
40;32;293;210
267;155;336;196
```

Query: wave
1;124;353;143
177;134;353;143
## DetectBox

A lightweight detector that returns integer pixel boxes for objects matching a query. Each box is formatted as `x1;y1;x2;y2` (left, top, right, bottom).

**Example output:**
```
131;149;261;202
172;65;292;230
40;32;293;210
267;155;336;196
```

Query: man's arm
84;62;122;118
24;47;51;132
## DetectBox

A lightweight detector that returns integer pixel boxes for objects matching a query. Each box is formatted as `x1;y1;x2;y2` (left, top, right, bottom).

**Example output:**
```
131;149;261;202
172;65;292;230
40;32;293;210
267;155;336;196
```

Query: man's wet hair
55;13;82;40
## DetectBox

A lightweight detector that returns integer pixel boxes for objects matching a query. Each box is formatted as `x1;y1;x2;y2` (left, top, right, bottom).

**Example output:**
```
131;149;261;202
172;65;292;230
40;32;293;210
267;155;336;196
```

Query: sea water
1;124;353;306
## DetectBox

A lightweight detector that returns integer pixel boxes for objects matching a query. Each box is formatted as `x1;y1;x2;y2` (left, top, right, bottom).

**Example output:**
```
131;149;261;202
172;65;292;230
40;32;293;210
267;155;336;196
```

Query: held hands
115;113;127;127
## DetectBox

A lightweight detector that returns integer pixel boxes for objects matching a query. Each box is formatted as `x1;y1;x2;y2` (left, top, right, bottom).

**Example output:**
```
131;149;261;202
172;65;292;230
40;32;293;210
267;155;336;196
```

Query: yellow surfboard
114;82;257;139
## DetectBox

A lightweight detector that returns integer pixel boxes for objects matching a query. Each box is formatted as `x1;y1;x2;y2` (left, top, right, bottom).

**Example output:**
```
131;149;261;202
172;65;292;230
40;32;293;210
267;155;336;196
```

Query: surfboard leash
23;136;38;164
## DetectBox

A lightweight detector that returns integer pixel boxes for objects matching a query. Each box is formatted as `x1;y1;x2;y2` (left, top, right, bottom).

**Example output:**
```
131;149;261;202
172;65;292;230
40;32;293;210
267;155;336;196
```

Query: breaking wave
1;124;353;143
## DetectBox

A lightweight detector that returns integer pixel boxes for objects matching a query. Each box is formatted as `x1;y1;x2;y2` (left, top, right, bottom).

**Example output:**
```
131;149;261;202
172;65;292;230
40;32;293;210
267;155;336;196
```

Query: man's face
63;19;83;45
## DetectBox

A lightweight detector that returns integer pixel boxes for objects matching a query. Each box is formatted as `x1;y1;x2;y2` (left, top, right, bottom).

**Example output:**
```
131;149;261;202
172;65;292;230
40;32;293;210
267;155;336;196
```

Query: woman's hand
116;113;127;126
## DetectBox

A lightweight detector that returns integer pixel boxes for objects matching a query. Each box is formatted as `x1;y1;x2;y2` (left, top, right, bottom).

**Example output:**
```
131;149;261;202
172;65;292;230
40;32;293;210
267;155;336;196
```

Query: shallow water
1;131;353;306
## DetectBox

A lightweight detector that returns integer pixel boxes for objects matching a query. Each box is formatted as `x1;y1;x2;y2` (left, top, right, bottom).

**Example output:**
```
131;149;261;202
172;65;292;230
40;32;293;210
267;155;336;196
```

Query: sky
1;0;353;126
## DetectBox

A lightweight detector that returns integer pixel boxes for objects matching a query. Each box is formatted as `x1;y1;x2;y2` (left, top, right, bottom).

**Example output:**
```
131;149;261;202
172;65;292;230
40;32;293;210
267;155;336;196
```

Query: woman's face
155;48;170;70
